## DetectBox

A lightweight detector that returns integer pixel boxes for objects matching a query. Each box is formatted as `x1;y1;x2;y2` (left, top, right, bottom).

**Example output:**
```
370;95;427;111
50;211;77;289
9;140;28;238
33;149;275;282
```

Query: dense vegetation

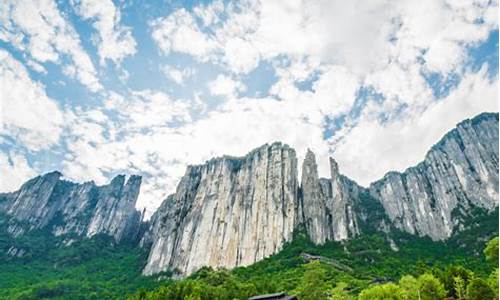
128;230;499;300
0;228;161;299
1;210;497;299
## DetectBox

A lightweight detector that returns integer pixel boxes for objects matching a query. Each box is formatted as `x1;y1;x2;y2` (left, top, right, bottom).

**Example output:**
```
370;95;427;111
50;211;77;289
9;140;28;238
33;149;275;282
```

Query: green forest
126;235;498;300
1;213;498;300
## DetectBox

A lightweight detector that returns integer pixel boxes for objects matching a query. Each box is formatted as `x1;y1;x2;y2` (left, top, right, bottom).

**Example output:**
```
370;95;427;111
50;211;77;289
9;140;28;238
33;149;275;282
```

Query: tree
329;282;354;300
184;281;202;300
487;268;499;298
454;276;466;300
467;278;495;300
297;261;329;300
399;275;419;300
358;283;404;300
442;265;473;298
417;273;446;300
484;237;499;265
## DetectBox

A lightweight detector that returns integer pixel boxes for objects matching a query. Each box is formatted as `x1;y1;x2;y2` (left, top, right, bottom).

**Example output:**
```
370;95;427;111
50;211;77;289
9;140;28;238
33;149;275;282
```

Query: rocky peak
140;114;498;277
301;153;364;244
2;113;497;279
369;112;499;240
142;142;300;276
329;157;339;179
300;150;328;244
0;173;143;243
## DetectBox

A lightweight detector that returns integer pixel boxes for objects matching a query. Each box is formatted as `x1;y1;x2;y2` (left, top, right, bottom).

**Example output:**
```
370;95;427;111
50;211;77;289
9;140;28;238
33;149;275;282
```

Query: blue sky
0;0;498;213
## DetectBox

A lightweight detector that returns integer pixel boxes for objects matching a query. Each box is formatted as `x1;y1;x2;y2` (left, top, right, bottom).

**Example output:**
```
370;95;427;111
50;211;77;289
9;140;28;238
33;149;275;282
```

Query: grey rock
143;113;498;276
142;142;300;276
301;151;362;243
369;113;499;240
2;113;497;277
301;152;389;244
0;172;143;243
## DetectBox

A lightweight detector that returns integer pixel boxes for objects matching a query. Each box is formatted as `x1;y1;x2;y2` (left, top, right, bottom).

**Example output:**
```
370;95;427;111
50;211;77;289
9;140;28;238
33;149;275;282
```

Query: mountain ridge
0;112;498;278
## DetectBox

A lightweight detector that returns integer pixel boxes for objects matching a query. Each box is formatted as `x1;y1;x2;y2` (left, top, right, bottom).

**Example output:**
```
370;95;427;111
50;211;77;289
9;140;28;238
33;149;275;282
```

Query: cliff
142;142;300;275
0;172;143;243
1;113;497;277
369;113;499;240
143;113;498;276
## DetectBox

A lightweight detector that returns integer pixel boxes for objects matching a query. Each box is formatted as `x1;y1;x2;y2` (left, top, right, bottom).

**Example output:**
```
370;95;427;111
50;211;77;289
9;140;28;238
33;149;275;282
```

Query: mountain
0;112;498;280
141;142;301;276
370;113;499;240
141;112;498;276
0;172;144;244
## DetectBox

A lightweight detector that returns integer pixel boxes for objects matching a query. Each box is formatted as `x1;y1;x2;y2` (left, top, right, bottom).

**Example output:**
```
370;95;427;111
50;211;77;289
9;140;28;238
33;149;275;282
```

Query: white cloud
151;0;497;77
0;0;102;91
311;65;360;116
57;64;498;214
193;0;224;26
0;50;64;150
365;62;433;107
221;37;260;74
151;9;218;60
105;90;192;130
74;0;137;64
58;89;193;212
270;63;360;119
333;66;499;186
0;0;497;218
208;75;246;97
0;151;37;192
25;59;47;74
161;65;195;85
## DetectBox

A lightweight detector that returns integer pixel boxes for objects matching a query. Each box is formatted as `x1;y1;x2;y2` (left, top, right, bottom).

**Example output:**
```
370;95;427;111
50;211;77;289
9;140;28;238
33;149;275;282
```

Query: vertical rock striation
0;172;143;242
369;113;499;240
143;113;498;276
142;142;300;276
1;112;497;277
301;151;387;244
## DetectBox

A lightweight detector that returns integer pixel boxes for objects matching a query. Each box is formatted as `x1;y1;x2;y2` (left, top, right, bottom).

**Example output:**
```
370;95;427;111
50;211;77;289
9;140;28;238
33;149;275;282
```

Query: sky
0;0;498;215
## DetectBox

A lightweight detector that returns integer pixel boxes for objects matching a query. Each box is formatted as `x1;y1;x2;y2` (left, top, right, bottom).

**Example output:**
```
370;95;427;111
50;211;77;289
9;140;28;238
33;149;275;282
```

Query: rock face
1;112;497;277
0;172;143;243
301;151;362;244
301;152;389;244
143;113;498;276
370;113;499;240
142;142;300;276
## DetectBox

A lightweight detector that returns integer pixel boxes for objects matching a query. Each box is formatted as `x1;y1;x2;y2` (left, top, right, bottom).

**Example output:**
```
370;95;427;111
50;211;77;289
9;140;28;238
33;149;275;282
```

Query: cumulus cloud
150;0;497;76
144;0;497;194
208;75;246;97
73;0;137;64
0;151;37;192
151;9;218;60
161;65;196;85
0;0;101;91
105;90;192;130
0;0;497;216
59;90;193;212
333;66;499;186
0;50;64;150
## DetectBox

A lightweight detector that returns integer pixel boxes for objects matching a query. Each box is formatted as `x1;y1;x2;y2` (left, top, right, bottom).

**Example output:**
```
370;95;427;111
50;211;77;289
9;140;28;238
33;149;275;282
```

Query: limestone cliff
143;113;498;276
369;113;499;240
301;151;389;244
1;113;497;277
0;172;143;243
142;142;300;276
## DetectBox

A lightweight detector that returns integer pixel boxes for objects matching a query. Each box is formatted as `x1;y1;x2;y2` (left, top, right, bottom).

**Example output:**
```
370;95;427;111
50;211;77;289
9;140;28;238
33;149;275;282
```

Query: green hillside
1;209;497;300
